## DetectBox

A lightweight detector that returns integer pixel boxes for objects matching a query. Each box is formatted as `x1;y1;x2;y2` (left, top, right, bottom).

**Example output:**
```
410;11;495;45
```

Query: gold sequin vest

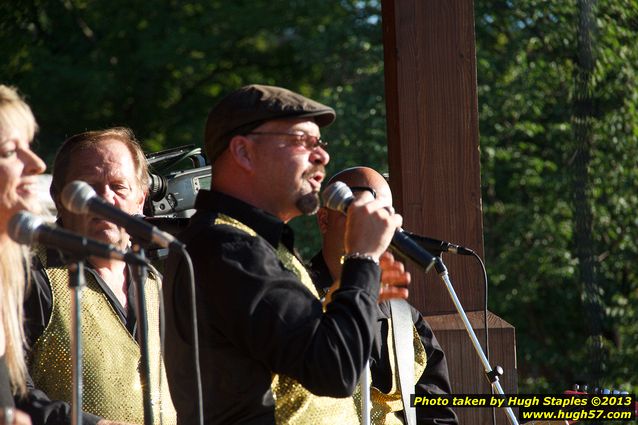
215;214;360;425
29;251;177;424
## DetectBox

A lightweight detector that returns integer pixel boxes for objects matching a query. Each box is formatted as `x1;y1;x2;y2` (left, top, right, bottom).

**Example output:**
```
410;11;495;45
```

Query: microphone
8;211;147;265
61;180;184;250
401;231;475;256
322;182;437;273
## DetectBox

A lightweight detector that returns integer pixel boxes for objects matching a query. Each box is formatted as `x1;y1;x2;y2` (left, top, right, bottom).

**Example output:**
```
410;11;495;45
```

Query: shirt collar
194;189;295;250
42;246;136;322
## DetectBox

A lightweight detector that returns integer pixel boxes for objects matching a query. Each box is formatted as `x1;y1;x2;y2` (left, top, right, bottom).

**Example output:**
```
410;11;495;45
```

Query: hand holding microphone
343;190;403;263
323;182;437;273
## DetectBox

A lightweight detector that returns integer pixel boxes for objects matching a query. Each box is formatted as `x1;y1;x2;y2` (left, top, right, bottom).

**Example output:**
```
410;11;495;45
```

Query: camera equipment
144;145;211;218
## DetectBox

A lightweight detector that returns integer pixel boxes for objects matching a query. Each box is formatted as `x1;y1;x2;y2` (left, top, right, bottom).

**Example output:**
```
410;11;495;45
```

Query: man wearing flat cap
163;84;406;424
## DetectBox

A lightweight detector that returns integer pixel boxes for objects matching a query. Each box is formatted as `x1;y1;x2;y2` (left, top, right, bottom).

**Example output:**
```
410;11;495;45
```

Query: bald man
309;166;458;425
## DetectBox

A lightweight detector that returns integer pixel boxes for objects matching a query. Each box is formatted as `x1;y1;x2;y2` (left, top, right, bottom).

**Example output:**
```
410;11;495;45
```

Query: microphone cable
466;250;495;425
178;245;204;425
149;146;204;172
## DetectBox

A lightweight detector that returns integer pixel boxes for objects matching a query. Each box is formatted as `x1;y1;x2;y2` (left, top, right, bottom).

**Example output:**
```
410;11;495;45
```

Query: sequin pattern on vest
29;250;177;424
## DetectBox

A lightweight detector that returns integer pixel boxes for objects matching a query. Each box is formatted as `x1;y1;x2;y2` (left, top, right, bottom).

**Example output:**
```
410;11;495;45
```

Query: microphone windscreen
61;181;96;214
8;211;42;245
321;181;354;214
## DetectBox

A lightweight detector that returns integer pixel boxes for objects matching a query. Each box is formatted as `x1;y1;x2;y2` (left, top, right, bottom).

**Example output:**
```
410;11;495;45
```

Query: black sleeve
24;257;52;347
183;227;381;397
15;374;101;425
412;307;459;425
17;261;103;425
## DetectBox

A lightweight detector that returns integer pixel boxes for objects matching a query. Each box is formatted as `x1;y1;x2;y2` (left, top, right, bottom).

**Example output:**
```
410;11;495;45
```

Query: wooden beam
381;2;518;423
383;0;484;314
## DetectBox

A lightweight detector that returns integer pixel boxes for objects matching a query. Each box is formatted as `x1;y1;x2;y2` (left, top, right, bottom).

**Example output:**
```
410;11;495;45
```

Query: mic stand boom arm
433;258;519;425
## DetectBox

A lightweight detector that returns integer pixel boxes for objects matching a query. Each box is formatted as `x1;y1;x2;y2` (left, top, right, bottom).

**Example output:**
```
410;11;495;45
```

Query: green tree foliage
1;0;387;253
2;0;636;398
476;0;638;394
1;0;386;166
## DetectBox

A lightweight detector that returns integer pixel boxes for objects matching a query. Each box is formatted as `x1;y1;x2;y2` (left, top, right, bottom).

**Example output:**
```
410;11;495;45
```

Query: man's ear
316;207;328;235
227;135;255;173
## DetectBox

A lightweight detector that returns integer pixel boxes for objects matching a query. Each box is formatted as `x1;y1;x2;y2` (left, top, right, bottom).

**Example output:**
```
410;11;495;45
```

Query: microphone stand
68;259;86;425
131;245;154;425
361;361;371;425
433;258;519;425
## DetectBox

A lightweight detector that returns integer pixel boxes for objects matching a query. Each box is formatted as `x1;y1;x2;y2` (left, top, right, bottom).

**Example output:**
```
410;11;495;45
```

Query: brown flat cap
204;84;336;162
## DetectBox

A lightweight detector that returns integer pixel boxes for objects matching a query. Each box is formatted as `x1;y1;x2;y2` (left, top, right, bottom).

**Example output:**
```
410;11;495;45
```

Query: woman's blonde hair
0;243;29;396
0;85;37;145
0;84;38;396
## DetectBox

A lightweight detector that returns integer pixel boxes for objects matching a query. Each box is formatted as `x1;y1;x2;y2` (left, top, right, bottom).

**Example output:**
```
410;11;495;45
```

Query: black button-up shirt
163;190;382;424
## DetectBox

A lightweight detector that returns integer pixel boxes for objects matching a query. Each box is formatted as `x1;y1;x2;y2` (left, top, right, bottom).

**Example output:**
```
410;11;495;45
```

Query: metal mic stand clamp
433;258;520;425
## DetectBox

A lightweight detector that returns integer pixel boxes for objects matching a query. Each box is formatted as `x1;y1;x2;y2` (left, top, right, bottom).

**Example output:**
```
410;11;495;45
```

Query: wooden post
381;1;517;423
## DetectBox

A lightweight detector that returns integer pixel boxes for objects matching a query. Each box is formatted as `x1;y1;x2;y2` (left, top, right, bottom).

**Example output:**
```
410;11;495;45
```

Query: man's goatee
296;192;320;216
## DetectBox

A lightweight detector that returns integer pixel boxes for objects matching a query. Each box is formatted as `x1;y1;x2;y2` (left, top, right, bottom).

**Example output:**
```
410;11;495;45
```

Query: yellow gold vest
215;214;360;425
29;251;177;424
355;323;427;424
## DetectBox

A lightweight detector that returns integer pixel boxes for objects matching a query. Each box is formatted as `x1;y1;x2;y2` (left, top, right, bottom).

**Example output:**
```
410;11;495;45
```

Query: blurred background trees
2;0;636;395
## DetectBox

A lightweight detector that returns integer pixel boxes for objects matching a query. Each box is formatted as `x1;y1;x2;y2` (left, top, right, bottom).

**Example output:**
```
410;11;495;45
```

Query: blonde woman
0;84;46;425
